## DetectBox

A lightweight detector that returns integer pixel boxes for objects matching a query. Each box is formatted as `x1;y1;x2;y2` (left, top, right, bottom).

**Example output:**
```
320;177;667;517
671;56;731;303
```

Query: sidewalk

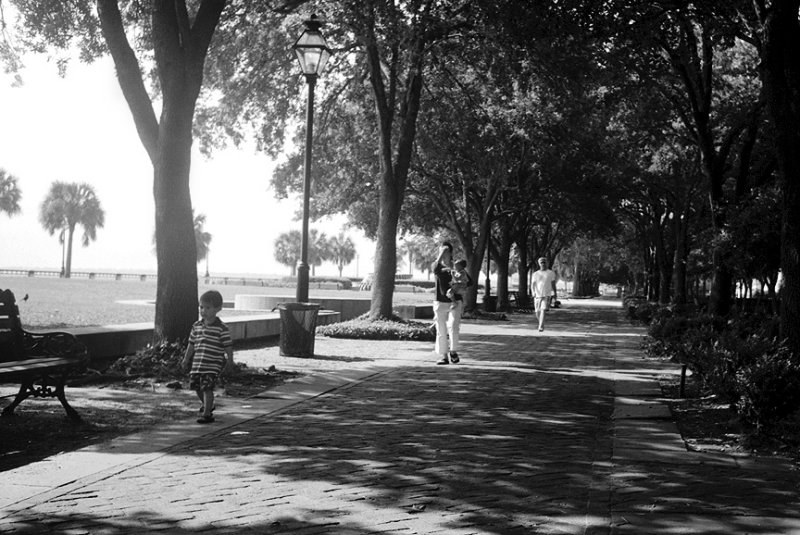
2;301;799;534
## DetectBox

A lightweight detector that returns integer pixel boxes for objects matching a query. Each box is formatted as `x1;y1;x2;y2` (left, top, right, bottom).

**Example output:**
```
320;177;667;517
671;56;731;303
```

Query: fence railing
0;269;426;289
0;269;156;281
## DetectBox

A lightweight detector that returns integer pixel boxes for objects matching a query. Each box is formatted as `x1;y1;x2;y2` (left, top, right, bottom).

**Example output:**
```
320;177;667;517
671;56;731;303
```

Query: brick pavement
2;301;800;534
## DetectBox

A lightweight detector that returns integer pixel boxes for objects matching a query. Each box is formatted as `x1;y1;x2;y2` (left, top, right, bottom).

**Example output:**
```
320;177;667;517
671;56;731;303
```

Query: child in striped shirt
182;290;233;424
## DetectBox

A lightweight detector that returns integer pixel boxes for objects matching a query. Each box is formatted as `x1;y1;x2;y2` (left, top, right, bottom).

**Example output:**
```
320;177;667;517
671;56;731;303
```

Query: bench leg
1;382;33;417
0;375;81;422
55;381;82;422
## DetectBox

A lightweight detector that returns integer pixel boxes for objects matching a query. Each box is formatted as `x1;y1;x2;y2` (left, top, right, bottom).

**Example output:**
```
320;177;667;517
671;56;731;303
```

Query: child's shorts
190;373;218;392
534;297;551;312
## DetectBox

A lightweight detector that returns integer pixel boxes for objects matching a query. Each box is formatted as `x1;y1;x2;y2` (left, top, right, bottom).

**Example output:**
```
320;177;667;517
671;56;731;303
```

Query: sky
0;53;376;278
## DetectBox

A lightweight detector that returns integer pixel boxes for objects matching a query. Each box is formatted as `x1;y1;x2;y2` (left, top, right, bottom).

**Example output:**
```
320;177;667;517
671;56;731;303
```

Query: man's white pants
434;300;463;356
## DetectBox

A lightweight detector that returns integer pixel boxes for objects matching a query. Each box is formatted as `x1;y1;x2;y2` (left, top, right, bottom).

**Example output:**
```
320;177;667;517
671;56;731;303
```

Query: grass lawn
0;275;433;329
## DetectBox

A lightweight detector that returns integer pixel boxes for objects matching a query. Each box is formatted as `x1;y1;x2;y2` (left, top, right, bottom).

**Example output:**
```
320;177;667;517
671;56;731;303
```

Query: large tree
260;1;471;319
754;0;800;353
39;181;105;277
5;0;225;341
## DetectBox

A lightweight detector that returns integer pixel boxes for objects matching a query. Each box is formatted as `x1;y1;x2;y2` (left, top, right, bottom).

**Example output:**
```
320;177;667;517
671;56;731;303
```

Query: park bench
0;289;89;421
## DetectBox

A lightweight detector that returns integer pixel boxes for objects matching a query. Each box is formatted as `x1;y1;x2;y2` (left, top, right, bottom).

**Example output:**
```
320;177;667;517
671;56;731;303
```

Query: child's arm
182;343;195;372
222;347;234;374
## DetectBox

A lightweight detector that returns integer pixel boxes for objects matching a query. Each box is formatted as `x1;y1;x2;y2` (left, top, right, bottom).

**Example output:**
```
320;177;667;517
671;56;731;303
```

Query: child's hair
199;290;223;308
454;259;467;270
441;241;453;252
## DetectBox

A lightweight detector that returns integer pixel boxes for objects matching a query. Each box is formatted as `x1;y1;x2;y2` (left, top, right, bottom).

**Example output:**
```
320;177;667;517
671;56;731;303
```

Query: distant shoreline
0;267;291;280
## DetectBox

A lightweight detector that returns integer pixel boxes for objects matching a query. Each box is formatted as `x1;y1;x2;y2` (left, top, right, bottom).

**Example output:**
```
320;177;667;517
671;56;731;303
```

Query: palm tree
39;182;105;278
194;212;212;277
308;229;330;277
0;169;22;218
329;232;357;277
274;230;302;276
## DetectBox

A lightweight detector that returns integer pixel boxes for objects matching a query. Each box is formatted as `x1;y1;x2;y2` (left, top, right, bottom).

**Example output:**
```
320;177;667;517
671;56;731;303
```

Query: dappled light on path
3;305;800;534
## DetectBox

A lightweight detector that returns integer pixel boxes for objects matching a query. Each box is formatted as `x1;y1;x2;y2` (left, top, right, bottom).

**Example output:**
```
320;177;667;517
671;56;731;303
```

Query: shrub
643;312;724;371
701;331;783;405
107;340;256;381
107;340;187;379
642;305;800;430
462;309;508;321
318;314;435;341
735;344;800;431
625;297;661;324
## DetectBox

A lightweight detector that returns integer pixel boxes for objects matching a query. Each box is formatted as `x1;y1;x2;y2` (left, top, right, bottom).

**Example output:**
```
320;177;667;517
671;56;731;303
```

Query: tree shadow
295;353;375;363
4;307;800;533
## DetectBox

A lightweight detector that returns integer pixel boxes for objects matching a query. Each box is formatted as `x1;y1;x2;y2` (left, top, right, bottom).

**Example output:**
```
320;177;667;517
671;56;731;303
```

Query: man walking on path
532;256;557;332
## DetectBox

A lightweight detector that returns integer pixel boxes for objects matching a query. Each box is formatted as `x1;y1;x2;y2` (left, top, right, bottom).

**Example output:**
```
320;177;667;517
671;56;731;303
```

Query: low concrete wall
63;310;341;363
395;304;434;320
58;301;434;363
233;295;435;321
235;295;372;322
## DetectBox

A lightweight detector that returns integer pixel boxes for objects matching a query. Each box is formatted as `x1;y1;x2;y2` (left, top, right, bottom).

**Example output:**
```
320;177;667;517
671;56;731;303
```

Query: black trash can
278;302;321;357
483;295;497;312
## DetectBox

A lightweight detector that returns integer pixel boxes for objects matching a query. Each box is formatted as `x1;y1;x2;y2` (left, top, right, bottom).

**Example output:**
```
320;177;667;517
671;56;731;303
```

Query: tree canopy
3;0;800;351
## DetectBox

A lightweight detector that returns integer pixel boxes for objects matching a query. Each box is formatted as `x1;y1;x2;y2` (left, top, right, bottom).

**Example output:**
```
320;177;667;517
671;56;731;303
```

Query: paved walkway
2;302;799;534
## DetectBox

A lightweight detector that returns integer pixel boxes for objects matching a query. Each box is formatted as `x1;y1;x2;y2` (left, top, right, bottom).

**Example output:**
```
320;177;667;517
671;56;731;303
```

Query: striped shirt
188;318;232;375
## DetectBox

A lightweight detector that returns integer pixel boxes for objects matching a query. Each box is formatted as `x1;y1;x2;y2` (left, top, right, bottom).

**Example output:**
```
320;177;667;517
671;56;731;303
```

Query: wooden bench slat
0;357;82;373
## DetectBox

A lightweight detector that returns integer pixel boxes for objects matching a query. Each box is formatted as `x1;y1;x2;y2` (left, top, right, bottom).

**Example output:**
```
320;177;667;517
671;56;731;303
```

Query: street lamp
293;14;331;303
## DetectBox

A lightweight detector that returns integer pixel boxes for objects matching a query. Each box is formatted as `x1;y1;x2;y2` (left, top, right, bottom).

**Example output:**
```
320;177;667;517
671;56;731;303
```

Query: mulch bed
660;374;800;462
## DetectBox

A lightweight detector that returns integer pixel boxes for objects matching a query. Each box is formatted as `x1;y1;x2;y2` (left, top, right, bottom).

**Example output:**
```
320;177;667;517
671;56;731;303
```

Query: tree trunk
654;226;671;305
709;247;733;315
672;214;688;305
517;243;530;307
496;258;510;311
365;31;425;320
370;182;402;318
572;261;599;297
761;1;800;354
64;225;75;278
658;262;671;305
647;255;659;301
495;222;513;310
153;102;198;342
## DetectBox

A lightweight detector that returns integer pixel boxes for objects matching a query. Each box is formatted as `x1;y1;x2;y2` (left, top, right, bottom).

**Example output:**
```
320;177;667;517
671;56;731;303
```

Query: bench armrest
21;330;89;363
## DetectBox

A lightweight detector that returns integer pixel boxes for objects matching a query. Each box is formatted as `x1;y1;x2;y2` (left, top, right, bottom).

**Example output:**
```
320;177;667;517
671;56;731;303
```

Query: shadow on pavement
5;307;800;534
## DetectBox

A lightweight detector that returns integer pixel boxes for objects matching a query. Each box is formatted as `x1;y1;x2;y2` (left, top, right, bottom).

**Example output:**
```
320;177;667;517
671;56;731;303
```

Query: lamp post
292;14;331;303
